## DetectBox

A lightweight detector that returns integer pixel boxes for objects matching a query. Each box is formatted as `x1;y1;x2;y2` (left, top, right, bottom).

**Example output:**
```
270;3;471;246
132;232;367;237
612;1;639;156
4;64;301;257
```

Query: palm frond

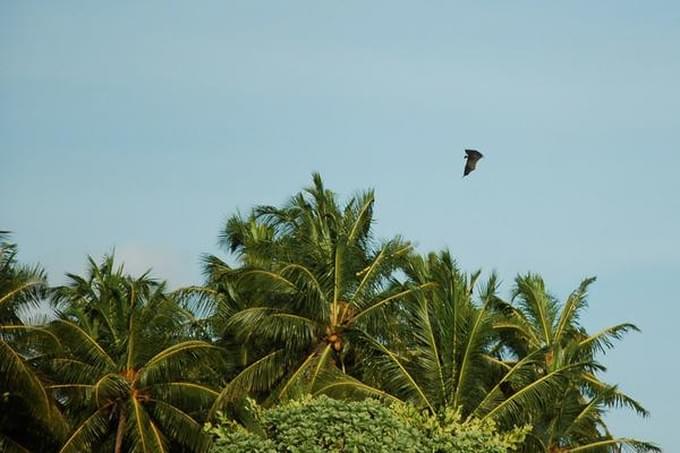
479;362;587;426
138;340;222;387
148;399;210;452
582;374;649;417
275;350;322;401
209;349;287;418
554;277;596;345
579;323;640;355
131;397;167;453
358;330;435;412
452;298;495;409
352;282;437;323
312;368;403;404
567;437;661;452
513;274;559;346
58;403;113;453
0;340;51;418
49;319;116;368
147;382;219;412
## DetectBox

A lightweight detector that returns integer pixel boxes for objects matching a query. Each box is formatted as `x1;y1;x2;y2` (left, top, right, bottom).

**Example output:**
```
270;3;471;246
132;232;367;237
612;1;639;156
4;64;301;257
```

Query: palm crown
1;232;68;452
196;174;424;413
47;255;220;453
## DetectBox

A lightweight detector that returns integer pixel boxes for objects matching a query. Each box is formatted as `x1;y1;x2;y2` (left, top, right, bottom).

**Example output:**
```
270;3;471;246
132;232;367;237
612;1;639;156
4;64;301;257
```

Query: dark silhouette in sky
463;149;483;177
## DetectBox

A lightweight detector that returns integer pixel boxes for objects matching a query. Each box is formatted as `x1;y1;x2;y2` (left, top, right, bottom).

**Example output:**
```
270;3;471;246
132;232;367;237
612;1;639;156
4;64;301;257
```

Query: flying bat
463;149;483;177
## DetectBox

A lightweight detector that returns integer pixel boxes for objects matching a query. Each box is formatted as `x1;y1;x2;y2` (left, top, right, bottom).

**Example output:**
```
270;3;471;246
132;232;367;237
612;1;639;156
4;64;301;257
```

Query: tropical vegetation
206;395;528;453
0;175;660;452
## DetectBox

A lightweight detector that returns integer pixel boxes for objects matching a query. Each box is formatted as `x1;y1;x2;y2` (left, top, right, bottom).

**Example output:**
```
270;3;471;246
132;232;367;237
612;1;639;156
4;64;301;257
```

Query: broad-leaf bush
205;396;528;452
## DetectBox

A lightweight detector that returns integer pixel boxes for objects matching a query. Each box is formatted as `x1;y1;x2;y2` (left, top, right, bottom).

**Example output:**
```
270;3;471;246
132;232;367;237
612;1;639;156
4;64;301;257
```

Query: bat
463;149;483;177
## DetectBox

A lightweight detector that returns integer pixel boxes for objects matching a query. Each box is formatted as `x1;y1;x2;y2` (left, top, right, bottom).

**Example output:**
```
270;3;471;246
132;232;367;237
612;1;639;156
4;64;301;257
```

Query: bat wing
463;161;475;176
465;149;483;160
463;149;483;176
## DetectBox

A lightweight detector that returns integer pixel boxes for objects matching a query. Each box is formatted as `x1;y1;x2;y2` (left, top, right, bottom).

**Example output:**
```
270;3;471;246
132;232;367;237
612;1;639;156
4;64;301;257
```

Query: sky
2;1;679;448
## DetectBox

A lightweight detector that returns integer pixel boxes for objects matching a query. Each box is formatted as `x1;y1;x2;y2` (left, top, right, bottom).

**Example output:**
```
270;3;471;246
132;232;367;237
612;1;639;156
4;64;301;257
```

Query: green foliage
46;254;221;453
0;232;67;452
194;174;418;415
493;274;660;452
205;396;528;453
392;403;528;453
0;175;662;452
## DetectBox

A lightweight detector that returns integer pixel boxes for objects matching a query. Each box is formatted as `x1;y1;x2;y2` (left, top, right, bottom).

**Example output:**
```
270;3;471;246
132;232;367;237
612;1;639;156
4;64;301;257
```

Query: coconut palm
352;251;584;430
190;174;430;414
0;232;67;452
493;274;659;452
47;255;221;453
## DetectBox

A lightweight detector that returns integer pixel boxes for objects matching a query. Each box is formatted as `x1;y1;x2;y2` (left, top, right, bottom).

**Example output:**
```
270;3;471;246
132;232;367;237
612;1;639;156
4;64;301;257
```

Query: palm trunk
114;408;126;453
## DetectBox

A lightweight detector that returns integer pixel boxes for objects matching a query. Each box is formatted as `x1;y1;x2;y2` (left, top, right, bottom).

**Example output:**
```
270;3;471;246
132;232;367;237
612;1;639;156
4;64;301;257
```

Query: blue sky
2;1;679;448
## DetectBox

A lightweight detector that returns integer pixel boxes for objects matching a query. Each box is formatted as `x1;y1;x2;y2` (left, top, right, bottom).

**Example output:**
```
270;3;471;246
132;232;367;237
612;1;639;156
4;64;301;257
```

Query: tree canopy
0;176;660;452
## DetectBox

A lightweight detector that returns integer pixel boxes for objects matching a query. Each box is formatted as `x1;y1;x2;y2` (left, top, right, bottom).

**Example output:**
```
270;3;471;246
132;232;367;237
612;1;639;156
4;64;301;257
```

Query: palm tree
0;232;67;452
354;251;582;427
189;174;430;414
493;273;659;452
47;255;221;453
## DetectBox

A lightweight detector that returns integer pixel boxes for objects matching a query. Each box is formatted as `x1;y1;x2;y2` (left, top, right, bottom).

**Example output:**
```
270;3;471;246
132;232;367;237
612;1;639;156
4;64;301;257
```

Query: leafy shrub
205;396;528;452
